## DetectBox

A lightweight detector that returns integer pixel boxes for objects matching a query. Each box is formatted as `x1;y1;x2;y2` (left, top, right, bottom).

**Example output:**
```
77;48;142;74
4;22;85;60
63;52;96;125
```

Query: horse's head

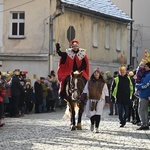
66;71;86;101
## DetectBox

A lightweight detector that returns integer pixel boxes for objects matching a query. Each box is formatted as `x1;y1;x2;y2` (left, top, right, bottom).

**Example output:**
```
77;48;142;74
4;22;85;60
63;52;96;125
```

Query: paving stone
0;107;149;150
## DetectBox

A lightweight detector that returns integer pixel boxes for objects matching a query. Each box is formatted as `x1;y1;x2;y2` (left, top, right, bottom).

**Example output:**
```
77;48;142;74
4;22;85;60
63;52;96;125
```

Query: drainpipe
49;4;64;74
130;0;133;66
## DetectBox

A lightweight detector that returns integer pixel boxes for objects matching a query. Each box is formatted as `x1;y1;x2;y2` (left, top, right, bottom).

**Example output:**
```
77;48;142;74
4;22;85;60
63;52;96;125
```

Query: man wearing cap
55;40;89;99
136;62;150;130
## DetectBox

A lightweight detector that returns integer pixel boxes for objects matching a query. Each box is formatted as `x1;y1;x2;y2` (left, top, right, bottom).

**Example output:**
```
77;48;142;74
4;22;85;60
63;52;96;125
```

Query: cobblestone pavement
0;106;150;150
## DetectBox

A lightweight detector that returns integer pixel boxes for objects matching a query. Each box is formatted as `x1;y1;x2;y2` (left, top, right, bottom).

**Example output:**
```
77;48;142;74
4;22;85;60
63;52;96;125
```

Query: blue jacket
136;71;150;99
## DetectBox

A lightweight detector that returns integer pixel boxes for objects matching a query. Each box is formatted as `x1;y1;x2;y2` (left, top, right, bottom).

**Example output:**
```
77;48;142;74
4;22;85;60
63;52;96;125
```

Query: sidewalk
0;106;150;150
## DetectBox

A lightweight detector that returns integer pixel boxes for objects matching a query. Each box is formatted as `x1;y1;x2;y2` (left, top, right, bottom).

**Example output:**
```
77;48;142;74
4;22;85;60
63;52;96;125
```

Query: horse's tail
63;103;79;120
63;105;70;120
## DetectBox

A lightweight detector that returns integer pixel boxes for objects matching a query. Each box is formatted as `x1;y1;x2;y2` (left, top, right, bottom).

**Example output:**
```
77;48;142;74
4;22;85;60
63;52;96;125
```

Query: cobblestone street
0;106;150;150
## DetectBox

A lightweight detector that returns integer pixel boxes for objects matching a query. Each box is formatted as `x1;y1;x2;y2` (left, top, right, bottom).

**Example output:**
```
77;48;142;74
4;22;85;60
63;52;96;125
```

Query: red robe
57;48;89;93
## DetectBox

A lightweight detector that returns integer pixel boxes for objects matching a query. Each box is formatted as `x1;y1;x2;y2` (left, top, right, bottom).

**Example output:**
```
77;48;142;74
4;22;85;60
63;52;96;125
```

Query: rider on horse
55;40;90;100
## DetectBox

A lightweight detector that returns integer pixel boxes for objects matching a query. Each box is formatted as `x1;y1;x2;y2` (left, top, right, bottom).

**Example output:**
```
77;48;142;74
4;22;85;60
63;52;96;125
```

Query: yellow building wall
54;10;128;64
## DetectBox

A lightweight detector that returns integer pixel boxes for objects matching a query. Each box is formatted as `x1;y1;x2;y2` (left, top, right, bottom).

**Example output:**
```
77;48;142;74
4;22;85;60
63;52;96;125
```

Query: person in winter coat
55;40;89;100
79;68;109;133
127;71;137;123
34;78;43;113
40;77;48;112
0;80;6;127
111;66;133;127
18;79;26;116
105;71;118;115
24;82;34;114
136;62;150;130
10;69;22;117
1;73;10;117
44;76;53;112
50;74;59;111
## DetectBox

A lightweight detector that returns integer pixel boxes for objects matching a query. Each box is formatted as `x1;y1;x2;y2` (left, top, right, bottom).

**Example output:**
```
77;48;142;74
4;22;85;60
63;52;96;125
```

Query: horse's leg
70;108;76;131
76;107;84;130
68;102;76;130
70;115;73;125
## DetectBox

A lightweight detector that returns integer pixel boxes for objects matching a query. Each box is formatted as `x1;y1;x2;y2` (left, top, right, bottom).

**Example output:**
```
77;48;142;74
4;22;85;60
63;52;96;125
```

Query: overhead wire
0;0;37;13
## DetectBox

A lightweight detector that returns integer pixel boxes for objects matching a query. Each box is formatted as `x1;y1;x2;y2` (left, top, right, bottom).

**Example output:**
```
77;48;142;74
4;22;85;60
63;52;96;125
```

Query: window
93;23;98;47
116;27;121;51
105;25;110;49
67;26;75;42
10;12;25;38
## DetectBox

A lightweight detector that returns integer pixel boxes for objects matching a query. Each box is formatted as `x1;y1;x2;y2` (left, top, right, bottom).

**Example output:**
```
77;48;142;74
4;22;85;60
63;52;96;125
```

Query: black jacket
11;75;22;96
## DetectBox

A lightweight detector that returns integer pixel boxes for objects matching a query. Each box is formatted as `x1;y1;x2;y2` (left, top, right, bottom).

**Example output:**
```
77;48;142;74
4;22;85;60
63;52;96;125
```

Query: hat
70;40;79;46
114;71;119;75
40;77;45;80
13;69;20;76
113;71;119;77
1;72;7;76
51;70;55;74
93;67;101;74
145;62;150;68
129;65;134;71
50;70;55;77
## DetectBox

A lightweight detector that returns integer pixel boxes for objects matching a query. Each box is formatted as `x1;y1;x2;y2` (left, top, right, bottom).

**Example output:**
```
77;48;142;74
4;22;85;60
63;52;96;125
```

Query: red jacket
57;48;89;82
0;88;6;102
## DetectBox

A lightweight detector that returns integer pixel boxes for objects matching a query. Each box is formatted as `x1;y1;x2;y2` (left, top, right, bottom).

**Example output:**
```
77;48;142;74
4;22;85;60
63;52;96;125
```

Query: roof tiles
61;0;131;21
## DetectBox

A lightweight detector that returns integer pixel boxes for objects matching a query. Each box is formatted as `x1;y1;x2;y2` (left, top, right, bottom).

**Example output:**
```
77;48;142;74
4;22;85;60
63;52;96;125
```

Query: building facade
0;0;3;51
112;0;150;67
0;0;131;84
1;0;50;83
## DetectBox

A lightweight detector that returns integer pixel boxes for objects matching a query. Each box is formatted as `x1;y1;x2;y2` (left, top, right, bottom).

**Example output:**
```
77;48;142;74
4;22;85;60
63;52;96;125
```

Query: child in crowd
24;82;34;114
134;49;150;97
135;61;146;83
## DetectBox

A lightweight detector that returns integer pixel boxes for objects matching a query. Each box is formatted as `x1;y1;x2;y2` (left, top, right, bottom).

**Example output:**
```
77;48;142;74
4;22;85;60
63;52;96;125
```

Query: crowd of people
105;62;150;130
0;39;150;133
0;69;62;127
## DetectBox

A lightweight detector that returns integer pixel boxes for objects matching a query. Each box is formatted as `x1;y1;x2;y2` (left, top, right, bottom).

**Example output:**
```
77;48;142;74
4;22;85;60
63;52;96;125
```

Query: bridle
67;74;85;101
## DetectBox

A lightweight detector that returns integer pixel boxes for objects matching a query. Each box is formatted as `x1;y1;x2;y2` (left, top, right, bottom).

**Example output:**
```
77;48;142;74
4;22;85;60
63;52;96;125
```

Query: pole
130;0;133;66
49;8;64;74
49;17;53;74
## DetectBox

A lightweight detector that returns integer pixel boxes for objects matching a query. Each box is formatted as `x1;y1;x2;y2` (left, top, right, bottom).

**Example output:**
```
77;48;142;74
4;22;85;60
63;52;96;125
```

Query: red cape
57;54;89;83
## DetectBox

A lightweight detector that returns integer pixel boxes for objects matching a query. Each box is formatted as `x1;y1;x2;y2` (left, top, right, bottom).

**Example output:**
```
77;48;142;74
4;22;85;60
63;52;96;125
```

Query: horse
64;71;87;131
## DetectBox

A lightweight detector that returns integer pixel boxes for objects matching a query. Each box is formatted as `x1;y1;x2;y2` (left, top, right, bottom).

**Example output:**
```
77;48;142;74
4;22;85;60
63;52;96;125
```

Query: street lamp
130;0;133;66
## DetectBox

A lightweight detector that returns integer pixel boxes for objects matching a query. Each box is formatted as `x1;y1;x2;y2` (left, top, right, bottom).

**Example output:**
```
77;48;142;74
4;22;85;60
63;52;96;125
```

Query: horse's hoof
76;126;82;130
71;126;76;131
76;123;82;130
